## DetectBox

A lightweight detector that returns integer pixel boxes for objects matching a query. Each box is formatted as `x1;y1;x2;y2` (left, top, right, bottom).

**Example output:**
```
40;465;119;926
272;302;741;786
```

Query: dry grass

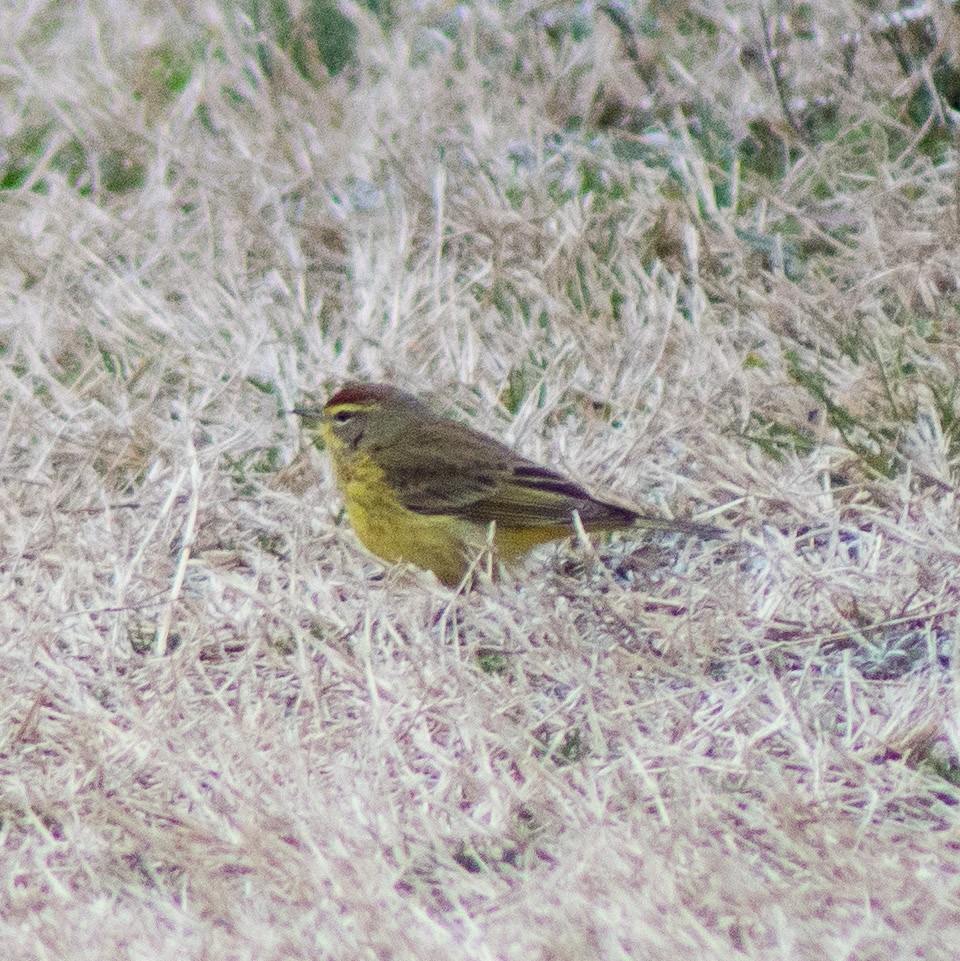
3;1;960;957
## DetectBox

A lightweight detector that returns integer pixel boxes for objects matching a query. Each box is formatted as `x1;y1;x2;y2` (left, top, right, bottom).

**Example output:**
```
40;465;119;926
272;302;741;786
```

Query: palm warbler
295;382;719;585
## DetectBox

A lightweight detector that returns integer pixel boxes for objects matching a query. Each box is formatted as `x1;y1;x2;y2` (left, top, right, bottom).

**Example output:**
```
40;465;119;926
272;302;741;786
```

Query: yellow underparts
325;440;578;585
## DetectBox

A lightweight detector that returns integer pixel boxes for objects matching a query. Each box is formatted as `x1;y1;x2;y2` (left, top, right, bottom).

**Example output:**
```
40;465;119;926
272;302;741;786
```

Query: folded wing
376;422;637;530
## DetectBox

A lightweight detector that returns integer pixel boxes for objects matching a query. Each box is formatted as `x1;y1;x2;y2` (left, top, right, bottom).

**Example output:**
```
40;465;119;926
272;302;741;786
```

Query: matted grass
2;1;960;958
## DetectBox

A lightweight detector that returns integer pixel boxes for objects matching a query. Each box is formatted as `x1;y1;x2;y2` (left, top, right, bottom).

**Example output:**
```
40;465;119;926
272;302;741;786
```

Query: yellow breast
325;435;480;585
321;426;600;585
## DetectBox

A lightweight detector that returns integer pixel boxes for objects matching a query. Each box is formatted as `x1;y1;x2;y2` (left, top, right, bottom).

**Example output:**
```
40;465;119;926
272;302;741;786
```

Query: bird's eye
333;410;354;423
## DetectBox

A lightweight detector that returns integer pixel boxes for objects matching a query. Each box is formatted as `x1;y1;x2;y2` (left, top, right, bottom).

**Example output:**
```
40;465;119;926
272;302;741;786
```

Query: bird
294;382;720;586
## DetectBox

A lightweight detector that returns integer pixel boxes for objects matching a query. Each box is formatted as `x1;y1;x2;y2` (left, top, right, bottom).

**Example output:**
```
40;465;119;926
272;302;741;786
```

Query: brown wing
374;420;637;530
455;462;638;529
372;420;503;511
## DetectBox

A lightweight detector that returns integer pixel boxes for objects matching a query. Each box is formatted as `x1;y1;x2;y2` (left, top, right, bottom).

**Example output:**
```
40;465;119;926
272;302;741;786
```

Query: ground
2;1;960;958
